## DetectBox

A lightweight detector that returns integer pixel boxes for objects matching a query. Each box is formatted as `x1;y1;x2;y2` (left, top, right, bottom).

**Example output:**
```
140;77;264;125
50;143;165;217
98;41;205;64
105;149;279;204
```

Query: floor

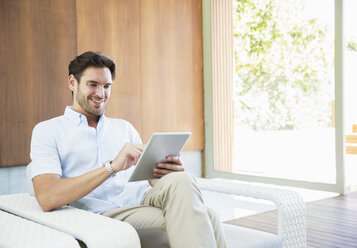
225;191;357;248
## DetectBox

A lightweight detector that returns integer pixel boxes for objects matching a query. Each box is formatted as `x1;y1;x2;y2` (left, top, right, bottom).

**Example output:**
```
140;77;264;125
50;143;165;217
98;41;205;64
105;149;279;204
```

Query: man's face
71;66;112;118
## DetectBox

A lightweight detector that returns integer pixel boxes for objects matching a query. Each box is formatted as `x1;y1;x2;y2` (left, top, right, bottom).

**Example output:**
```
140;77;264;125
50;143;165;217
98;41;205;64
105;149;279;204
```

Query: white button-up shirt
30;106;151;213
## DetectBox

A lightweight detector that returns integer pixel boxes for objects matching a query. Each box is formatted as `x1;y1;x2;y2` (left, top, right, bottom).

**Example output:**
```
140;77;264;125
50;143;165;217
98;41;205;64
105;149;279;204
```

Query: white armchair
197;178;306;248
0;193;140;248
0;169;306;248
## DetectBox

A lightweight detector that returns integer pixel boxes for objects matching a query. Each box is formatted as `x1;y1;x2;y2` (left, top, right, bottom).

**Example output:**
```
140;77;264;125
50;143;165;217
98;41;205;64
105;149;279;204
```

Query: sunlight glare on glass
232;0;335;183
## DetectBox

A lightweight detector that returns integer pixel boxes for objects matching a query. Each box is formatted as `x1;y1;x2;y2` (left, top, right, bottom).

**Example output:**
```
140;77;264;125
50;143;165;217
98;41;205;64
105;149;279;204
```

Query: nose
95;86;105;98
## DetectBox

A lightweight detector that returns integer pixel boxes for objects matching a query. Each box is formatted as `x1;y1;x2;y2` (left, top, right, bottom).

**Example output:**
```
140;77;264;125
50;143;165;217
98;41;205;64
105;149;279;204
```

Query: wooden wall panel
1;0;203;167
140;0;204;150
0;0;76;167
76;0;142;134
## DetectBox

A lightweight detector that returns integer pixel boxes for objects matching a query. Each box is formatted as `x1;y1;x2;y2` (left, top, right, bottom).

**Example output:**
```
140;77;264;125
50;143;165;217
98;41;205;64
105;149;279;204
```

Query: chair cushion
223;224;283;248
132;224;283;248
136;227;169;248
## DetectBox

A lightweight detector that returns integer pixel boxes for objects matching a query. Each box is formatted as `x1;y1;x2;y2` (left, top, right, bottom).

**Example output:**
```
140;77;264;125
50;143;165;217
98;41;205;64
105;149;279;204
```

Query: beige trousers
103;172;227;248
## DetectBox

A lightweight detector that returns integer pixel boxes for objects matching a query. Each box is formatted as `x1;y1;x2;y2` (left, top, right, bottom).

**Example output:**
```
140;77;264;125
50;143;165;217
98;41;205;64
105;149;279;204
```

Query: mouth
89;97;104;107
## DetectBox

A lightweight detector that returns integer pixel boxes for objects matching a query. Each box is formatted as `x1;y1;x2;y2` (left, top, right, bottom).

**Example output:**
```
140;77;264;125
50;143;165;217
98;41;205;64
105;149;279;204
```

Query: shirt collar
64;106;106;126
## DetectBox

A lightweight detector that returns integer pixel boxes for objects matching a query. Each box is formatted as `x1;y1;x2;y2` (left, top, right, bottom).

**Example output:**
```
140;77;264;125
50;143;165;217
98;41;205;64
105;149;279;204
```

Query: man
30;51;226;248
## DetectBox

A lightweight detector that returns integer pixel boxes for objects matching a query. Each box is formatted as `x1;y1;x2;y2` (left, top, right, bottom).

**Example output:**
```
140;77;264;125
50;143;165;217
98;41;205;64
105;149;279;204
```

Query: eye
89;83;97;87
104;85;111;89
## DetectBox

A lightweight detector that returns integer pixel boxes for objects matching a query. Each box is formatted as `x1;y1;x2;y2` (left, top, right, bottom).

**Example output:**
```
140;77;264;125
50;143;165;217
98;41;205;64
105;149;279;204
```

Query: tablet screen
128;132;191;182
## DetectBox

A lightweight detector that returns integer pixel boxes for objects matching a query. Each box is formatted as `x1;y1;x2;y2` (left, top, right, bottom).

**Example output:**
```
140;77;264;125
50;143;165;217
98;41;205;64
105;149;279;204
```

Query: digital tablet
128;132;191;182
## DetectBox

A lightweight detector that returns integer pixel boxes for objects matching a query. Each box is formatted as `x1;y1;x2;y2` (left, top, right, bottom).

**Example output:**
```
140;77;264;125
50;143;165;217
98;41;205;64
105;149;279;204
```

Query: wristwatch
104;161;116;177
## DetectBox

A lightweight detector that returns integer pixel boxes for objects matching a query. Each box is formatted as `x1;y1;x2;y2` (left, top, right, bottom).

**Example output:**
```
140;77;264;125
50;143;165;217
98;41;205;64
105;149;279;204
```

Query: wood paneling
1;0;204;167
346;135;357;144
76;0;142;134
0;123;36;166
0;0;76;167
211;0;234;172
346;146;357;155
140;0;204;150
353;125;357;133
346;126;357;154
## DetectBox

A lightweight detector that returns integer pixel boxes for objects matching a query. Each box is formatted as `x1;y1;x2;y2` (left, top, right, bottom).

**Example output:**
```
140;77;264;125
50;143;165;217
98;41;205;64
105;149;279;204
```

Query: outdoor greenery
233;0;334;130
347;41;357;52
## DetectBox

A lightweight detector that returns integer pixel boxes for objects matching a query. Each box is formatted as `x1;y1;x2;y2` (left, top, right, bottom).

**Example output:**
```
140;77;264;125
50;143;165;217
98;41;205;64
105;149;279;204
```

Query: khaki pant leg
142;172;221;248
102;205;165;229
102;206;169;248
207;207;227;248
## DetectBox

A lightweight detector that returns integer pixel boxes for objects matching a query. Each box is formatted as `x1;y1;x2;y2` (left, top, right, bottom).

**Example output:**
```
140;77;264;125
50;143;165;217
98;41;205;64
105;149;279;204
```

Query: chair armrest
0;210;80;248
0;193;140;248
196;178;306;248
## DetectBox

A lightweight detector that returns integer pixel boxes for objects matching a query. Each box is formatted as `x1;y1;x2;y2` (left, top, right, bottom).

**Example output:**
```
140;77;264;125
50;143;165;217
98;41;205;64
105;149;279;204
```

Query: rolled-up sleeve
30;122;62;179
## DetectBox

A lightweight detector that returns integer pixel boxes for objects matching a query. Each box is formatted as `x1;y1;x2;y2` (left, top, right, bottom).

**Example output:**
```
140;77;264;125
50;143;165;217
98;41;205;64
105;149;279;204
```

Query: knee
164;172;196;186
162;172;200;195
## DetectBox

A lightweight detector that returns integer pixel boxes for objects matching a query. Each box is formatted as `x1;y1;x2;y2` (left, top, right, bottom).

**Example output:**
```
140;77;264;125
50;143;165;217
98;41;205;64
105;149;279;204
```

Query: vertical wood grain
1;0;204;167
353;125;357;133
140;0;204;150
0;0;76;167
76;0;142;134
211;0;234;172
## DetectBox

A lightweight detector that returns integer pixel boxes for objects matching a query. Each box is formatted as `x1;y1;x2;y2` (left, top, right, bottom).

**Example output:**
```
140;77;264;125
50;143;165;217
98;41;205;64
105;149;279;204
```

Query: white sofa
0;167;306;248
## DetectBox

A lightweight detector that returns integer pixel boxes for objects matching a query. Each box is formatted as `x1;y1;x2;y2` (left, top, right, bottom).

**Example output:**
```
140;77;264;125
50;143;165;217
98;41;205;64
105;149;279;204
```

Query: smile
89;98;105;105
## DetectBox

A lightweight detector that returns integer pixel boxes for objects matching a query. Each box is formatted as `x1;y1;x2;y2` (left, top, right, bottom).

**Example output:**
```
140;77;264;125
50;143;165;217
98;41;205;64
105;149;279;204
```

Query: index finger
132;143;146;151
165;155;182;165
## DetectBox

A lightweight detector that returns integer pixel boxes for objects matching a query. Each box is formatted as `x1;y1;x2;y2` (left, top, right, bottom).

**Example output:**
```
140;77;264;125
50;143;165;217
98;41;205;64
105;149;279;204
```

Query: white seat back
26;163;35;195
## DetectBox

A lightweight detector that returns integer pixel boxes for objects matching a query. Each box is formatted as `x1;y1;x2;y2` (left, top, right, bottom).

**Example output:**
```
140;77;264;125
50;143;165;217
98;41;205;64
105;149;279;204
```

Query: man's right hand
111;143;146;172
32;143;145;212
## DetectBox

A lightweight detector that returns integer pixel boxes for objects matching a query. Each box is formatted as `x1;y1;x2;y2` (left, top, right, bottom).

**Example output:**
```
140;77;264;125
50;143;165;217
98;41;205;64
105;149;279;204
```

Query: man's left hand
148;154;184;186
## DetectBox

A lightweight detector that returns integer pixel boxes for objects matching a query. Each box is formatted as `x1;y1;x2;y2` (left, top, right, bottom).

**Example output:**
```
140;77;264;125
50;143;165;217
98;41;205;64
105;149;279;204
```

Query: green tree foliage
347;41;357;52
233;0;333;130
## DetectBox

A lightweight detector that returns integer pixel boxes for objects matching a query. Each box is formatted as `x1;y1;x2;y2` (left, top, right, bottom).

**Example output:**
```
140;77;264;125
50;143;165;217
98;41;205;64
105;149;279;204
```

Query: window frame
202;0;346;194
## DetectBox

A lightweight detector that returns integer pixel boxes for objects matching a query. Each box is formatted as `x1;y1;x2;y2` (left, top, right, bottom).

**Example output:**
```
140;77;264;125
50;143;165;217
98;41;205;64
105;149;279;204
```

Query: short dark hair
68;51;116;83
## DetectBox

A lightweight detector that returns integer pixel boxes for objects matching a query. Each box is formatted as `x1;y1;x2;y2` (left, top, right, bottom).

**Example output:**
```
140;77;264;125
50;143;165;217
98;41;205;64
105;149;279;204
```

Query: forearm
34;166;110;211
34;143;145;212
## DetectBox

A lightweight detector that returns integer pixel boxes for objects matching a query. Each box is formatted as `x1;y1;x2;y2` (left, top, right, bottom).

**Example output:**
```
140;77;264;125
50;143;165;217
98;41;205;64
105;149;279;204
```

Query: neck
86;115;100;128
71;104;100;128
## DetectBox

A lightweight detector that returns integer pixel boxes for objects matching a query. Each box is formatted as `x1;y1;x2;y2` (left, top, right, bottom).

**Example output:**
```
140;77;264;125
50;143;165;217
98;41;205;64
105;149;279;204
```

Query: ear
68;75;78;92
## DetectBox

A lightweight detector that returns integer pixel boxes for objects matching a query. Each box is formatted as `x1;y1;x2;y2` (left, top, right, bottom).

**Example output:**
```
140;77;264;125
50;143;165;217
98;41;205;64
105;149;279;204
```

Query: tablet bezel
128;132;191;182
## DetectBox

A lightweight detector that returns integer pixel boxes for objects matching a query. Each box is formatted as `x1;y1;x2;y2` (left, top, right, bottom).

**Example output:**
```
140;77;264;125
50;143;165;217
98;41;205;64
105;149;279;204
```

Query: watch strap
105;161;116;177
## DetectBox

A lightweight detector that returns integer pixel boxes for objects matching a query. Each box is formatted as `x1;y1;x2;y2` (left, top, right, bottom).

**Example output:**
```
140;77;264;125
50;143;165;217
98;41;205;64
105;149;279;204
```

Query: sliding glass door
232;0;336;183
203;0;347;193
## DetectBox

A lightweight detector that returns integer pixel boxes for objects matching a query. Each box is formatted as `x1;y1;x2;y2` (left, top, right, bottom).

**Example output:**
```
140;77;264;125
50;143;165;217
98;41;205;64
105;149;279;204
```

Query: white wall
0;151;202;195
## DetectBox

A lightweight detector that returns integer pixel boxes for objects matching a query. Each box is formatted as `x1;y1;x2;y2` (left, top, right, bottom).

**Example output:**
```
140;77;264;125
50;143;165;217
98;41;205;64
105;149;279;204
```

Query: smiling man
29;51;226;248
